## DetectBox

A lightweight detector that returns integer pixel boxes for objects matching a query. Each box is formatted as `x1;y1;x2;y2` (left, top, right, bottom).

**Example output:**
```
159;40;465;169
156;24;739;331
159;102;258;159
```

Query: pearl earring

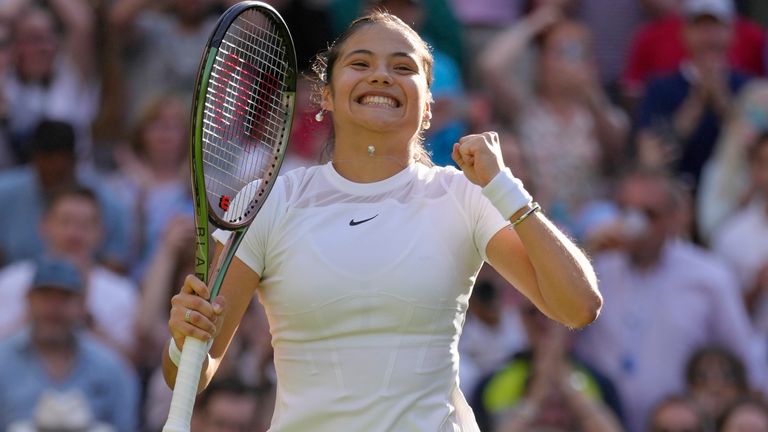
421;112;432;131
315;109;325;122
367;145;375;156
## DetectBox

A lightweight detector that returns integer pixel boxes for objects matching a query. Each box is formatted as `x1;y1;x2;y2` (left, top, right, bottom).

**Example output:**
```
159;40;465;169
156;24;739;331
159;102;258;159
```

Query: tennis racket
163;2;296;431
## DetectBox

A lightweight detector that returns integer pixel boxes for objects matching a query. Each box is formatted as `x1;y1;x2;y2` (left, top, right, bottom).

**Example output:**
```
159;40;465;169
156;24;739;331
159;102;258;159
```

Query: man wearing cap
622;0;764;100
635;0;753;192
0;184;138;357
0;256;138;432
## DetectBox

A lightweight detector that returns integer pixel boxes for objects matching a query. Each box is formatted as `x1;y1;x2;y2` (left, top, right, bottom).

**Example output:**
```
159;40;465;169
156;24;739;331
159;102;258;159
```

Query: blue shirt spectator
0;329;139;432
0;120;131;269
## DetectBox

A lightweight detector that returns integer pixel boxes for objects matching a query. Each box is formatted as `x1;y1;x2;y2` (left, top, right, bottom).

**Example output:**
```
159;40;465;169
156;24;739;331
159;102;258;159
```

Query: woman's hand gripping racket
163;2;296;431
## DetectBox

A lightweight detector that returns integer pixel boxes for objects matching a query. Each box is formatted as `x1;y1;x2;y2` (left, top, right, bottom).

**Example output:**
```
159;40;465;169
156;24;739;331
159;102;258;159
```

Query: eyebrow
342;49;418;62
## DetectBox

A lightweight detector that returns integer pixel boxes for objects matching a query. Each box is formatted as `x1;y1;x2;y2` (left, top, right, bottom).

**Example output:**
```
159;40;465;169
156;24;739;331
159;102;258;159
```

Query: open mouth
357;95;401;108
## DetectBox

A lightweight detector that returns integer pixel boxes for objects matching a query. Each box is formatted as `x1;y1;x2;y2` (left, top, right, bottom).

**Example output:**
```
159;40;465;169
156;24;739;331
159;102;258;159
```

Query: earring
315;109;325;122
421;112;432;131
367;145;375;156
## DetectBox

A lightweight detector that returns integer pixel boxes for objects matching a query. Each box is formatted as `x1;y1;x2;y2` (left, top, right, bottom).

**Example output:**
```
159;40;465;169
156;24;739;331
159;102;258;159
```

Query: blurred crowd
0;0;767;431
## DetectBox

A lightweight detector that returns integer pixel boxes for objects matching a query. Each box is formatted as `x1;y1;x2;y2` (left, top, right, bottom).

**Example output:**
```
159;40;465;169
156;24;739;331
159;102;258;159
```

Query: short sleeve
446;169;510;262
211;175;291;277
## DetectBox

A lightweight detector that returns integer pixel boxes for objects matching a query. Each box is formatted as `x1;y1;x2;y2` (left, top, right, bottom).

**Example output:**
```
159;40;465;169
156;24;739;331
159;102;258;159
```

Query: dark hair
685;345;748;392
473;280;498;305
130;93;189;158
44;184;101;218
29;120;76;156
310;11;434;165
312;11;433;90
616;164;690;212
194;377;262;410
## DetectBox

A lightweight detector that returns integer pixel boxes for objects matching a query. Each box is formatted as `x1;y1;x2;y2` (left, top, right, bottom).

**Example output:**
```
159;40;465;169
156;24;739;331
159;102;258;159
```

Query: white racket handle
162;337;209;432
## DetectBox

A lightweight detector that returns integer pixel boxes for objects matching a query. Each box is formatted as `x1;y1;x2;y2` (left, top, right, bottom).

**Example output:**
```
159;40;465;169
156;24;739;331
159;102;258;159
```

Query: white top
712;199;768;333
574;241;765;432
0;261;138;354
3;56;99;162
214;162;509;432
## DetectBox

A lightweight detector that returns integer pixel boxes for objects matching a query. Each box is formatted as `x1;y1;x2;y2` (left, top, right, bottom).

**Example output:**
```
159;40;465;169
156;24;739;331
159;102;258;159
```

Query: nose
368;64;392;86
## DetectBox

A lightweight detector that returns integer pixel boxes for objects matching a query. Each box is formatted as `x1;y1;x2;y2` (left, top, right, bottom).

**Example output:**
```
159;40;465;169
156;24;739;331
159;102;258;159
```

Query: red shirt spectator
622;14;765;97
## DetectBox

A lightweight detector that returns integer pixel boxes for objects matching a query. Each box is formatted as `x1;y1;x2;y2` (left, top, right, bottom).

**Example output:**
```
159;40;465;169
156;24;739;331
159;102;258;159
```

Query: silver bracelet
511;202;541;228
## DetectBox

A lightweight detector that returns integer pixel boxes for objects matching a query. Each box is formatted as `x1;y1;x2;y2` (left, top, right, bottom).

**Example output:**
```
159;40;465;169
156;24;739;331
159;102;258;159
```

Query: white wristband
168;337;182;367
482;168;533;220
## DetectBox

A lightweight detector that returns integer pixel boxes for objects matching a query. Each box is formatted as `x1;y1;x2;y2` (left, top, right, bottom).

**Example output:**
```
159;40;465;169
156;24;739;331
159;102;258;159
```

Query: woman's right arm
162;241;262;393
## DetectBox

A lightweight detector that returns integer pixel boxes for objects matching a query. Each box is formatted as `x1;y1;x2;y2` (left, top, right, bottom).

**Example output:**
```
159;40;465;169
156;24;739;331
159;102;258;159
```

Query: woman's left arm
452;132;602;328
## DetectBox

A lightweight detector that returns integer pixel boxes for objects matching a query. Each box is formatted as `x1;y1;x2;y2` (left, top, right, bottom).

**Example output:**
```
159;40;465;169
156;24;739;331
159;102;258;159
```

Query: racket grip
163;337;209;432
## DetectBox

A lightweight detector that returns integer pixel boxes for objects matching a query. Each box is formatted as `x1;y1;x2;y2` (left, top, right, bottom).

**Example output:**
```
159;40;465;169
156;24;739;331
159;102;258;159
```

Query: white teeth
359;95;398;108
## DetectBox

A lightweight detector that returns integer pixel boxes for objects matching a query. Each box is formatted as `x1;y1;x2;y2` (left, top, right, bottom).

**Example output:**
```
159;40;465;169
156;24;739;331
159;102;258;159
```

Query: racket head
190;1;297;234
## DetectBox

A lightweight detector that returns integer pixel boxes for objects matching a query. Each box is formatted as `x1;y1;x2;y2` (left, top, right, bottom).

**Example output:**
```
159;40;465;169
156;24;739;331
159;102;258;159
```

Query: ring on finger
184;309;192;323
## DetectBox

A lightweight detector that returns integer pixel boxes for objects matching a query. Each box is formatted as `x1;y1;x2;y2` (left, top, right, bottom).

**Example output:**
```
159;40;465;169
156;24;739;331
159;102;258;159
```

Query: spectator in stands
458;272;526;398
711;133;768;334
622;0;764;102
0;186;138;358
646;395;713;432
685;345;751;424
576;167;764;432
109;0;218;122
576;0;649;101
718;396;768;432
2;0;98;166
133;214;195;374
472;299;623;432
479;7;628;230
8;389;115;432
0;120;131;270
697;80;768;242
635;0;752;192
0;18;14;168
105;94;193;280
191;378;267;432
0;257;138;432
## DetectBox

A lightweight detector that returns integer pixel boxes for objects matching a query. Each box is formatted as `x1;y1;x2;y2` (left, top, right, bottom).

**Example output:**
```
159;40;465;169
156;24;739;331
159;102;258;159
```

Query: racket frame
164;3;296;431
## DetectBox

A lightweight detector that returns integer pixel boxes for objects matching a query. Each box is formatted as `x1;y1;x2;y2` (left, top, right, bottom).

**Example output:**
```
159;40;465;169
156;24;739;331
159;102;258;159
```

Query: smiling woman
163;10;603;432
311;12;435;176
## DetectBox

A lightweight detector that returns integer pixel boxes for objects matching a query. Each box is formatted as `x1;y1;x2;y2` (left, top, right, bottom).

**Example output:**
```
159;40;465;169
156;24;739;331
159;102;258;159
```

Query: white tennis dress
214;161;509;431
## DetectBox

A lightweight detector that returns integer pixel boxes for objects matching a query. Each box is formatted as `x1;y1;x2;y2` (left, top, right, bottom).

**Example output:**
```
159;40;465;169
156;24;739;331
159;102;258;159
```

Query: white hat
7;390;115;432
684;0;735;22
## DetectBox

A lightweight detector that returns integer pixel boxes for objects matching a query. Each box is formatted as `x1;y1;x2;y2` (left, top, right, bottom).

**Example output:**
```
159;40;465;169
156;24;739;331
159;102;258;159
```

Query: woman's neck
331;129;413;183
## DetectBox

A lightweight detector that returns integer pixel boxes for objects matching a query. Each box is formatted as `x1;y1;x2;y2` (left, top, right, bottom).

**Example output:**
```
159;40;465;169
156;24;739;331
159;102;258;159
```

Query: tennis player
163;11;602;432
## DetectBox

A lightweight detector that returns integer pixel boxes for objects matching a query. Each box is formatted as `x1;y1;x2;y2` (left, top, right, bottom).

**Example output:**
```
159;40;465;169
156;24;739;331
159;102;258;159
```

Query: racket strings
201;9;293;224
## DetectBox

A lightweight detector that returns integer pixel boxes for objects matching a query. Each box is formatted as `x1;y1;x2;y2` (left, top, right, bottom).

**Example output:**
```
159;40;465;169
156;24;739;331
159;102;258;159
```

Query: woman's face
688;353;744;419
142;100;188;166
539;23;594;93
13;10;57;81
323;23;431;140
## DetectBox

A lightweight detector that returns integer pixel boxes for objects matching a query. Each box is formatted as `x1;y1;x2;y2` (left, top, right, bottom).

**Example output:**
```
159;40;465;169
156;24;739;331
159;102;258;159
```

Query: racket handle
162;337;209;432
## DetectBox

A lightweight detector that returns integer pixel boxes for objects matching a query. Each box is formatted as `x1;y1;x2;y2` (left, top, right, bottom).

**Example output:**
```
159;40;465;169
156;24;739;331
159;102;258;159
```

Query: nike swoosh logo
349;214;379;226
